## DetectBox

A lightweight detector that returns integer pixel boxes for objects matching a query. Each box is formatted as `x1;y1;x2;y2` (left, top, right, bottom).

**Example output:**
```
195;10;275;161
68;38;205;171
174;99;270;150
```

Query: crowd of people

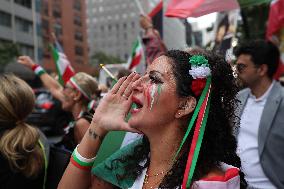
0;14;284;189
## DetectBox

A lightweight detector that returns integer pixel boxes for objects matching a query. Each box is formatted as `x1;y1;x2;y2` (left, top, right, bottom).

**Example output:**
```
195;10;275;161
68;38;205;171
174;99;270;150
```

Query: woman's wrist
88;126;106;142
31;64;46;77
75;125;106;161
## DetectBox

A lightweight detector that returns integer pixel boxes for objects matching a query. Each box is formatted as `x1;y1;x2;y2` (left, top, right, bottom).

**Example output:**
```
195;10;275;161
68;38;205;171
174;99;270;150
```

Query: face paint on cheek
144;84;151;109
149;84;157;110
156;84;162;104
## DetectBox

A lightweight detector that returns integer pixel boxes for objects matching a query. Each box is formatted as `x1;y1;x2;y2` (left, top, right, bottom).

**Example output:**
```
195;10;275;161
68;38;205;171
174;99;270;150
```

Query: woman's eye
149;75;162;84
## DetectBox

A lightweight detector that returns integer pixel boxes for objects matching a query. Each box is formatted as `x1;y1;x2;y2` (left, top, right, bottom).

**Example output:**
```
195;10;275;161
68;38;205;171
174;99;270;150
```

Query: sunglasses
235;63;248;73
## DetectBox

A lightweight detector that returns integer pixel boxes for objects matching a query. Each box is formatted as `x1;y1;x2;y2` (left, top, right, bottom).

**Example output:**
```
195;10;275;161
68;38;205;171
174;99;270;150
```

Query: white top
129;163;240;189
237;81;276;189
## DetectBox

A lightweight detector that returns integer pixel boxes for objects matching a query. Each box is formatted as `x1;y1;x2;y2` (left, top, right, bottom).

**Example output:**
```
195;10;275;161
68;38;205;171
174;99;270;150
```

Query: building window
53;7;61;18
42;19;49;31
15;0;32;8
73;0;81;11
99;6;104;12
42;0;48;16
75;31;83;41
75;46;84;56
124;32;127;40
0;11;11;27
19;44;34;57
15;17;33;34
123;23;127;29
54;23;62;36
74;15;82;26
100;25;104;32
124;53;128;60
76;59;83;64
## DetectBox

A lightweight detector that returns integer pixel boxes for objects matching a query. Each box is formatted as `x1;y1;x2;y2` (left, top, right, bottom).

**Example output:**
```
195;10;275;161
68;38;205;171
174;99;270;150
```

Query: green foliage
90;51;123;66
0;42;20;71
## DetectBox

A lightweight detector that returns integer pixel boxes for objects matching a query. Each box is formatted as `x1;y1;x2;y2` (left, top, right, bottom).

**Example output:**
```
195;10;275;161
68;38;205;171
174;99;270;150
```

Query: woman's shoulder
193;164;240;189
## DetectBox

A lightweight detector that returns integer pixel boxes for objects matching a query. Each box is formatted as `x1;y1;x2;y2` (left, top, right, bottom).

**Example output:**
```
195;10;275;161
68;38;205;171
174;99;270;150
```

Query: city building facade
0;0;42;61
41;0;89;71
86;0;186;62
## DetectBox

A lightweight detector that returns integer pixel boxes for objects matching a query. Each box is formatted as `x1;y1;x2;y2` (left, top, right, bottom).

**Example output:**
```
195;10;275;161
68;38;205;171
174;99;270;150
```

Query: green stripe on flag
50;44;64;86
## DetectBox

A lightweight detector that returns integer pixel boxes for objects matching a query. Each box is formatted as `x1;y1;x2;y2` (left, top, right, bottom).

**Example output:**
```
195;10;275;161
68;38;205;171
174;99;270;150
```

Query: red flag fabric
148;0;163;38
148;0;163;18
165;0;239;18
266;0;284;40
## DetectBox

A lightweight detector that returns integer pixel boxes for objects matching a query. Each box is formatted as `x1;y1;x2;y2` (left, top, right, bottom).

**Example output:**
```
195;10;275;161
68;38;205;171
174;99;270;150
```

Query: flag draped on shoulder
50;40;75;86
128;37;143;70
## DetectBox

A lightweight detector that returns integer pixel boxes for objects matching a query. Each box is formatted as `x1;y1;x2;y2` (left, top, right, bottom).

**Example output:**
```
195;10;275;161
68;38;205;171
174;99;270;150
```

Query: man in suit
235;40;284;189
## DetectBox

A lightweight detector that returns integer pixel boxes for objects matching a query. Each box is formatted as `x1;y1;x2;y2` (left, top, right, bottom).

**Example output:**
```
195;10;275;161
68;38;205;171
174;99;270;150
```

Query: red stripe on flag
63;66;75;84
148;0;163;18
182;91;210;188
266;0;284;39
129;53;142;70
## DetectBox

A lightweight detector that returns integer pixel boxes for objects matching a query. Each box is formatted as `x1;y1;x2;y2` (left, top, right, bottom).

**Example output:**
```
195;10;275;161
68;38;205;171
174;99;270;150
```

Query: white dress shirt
238;81;276;189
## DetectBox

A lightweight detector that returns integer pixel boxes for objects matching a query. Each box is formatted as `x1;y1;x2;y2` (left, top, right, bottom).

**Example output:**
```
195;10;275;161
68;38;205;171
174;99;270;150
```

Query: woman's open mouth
131;96;143;114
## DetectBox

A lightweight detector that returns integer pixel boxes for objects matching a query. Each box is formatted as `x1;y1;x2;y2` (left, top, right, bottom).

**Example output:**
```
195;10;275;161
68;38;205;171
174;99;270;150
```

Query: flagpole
100;64;118;82
134;0;145;15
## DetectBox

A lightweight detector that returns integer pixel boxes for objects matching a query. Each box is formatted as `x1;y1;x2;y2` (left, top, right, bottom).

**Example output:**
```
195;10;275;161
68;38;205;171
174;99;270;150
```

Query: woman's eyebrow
149;70;163;76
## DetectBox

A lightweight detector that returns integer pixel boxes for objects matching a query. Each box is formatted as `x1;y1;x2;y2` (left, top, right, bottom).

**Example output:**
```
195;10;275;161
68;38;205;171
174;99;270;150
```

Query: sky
187;13;217;29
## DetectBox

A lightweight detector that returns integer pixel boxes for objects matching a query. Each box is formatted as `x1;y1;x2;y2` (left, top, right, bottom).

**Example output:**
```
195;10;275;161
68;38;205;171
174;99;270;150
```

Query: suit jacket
236;81;284;188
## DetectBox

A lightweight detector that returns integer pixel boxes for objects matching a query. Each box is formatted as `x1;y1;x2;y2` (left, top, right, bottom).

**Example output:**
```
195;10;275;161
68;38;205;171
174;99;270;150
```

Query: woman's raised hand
17;56;36;69
91;72;141;134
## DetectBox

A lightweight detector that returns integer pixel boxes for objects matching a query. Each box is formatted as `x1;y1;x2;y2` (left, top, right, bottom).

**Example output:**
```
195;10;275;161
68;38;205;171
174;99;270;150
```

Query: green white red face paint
145;83;162;110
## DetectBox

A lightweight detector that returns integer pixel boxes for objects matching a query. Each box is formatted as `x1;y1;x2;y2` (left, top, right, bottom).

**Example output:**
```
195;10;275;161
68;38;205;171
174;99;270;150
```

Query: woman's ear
73;90;82;101
175;96;196;118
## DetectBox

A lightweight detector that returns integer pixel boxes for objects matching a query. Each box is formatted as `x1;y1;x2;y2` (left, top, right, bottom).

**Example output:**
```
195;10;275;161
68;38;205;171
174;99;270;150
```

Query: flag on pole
165;0;239;18
149;0;163;38
266;0;284;40
50;40;75;86
266;0;284;80
128;37;143;70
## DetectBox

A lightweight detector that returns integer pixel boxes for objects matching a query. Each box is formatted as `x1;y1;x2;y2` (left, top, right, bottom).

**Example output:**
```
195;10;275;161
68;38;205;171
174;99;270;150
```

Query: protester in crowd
18;56;100;151
98;84;109;98
234;40;284;189
117;68;132;79
0;74;49;189
58;50;247;189
140;14;167;66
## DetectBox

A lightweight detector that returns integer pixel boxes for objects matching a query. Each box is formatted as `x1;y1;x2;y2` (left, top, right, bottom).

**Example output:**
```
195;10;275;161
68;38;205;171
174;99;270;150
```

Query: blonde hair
0;74;44;178
72;72;99;105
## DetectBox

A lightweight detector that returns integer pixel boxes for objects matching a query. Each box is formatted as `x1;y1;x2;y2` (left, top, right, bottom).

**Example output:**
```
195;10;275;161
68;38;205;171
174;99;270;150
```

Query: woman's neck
147;125;183;174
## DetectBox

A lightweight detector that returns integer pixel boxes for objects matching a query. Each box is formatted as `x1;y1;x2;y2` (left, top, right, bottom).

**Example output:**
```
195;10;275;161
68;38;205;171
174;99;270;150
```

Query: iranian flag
165;0;239;18
266;0;284;40
128;37;143;70
50;40;75;86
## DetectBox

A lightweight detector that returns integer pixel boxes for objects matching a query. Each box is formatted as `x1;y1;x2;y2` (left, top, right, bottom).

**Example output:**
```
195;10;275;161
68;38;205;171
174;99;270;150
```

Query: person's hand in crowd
140;14;153;30
17;56;36;69
91;72;141;136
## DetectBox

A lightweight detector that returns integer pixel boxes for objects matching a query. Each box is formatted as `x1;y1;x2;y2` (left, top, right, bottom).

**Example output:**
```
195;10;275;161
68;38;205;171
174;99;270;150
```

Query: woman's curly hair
108;50;246;188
